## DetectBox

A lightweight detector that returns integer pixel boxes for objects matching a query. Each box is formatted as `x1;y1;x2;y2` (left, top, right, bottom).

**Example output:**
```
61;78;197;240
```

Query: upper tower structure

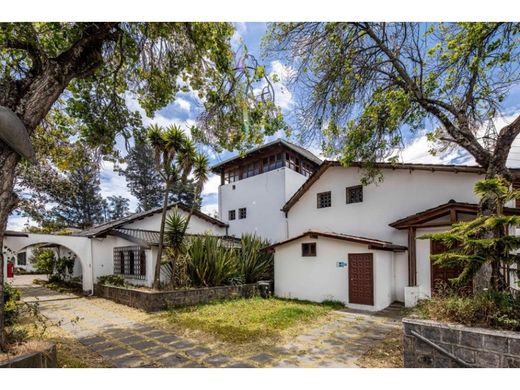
211;139;321;242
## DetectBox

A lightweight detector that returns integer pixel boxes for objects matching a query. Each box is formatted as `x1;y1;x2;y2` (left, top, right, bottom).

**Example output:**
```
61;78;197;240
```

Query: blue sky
8;22;520;230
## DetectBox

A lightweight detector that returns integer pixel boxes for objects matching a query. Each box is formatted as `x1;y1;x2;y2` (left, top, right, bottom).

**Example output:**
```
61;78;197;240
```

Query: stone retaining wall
94;283;259;312
0;343;57;368
403;317;520;368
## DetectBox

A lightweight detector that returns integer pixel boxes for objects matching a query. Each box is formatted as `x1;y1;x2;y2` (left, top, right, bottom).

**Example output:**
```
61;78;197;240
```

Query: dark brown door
348;253;374;306
430;240;471;294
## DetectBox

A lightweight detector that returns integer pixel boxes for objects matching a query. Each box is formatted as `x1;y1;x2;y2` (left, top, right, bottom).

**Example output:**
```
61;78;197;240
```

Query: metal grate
113;246;146;280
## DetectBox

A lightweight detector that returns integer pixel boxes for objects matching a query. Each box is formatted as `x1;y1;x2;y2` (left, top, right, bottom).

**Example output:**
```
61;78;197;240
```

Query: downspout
89;236;95;296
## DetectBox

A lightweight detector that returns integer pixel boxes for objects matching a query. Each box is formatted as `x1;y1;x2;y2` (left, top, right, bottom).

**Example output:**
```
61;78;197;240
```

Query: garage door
348;253;374;306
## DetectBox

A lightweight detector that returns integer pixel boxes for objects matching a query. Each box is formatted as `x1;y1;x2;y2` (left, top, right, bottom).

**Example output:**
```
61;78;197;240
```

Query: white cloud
175;98;191;112
202;174;220;196
268;60;296;110
201;203;219;219
231;22;247;49
100;161;139;211
6;215;34;231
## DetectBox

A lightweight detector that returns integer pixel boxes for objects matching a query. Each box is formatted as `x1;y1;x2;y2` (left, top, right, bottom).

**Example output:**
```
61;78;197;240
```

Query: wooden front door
348;253;374;306
430;240;471;294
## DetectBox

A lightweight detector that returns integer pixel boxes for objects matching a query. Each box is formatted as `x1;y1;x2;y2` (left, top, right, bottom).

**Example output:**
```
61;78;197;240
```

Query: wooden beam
408;227;417;286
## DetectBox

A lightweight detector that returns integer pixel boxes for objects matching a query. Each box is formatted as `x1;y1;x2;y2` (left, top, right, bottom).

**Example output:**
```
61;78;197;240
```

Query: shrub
186;235;238;287
30;248;56;276
3;283;21;326
415;288;520;331
97;275;125;287
238;234;273;283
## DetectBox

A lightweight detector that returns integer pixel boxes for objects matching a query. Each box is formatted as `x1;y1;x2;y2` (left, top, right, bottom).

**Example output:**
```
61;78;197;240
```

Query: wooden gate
348;253;374;306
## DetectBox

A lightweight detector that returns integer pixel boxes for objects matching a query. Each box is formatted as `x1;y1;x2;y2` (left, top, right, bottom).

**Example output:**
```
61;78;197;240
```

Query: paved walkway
10;275;403;368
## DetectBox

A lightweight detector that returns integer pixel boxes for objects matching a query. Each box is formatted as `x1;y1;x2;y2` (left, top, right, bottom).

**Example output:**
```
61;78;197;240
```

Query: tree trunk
473;163;511;293
153;180;172;289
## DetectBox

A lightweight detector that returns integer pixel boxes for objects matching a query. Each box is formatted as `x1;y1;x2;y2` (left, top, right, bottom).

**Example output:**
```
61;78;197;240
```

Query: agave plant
238;234;273;283
186;235;238;287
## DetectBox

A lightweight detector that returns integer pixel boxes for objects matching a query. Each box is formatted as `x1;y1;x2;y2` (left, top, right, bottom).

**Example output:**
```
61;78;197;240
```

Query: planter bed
403;317;520;368
0;342;57;368
94;283;259;312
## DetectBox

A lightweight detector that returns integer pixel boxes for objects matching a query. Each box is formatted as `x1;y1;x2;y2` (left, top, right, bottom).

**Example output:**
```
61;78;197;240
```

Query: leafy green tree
103;195;130;221
30;248;56;277
421;178;520;292
265;23;520;184
123;140;200;212
0;22;283;348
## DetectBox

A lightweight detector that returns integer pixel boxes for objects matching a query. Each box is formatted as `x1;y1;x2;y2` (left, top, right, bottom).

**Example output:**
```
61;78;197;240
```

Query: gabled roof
79;203;227;238
211;138;322;173
110;228;241;248
389;200;520;229
264;230;407;252
282;161;520;213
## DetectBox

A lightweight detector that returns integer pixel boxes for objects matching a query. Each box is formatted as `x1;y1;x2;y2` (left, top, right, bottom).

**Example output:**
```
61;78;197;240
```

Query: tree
148;124;205;289
103;196;130;221
421;178;520;292
123;140;200;212
0;22;282;349
265;23;520;185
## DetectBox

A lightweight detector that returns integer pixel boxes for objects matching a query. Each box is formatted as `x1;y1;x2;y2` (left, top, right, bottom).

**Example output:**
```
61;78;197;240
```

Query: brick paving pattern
12;275;403;368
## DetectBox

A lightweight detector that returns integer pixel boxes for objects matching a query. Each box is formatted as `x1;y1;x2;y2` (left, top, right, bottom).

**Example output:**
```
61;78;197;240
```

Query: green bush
186;235;238;287
97;275;125;287
238;234;273;283
415;288;520;331
30;248;56;276
3;283;21;326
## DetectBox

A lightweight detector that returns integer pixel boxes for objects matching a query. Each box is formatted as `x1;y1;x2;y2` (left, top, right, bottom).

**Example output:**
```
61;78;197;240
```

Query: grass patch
165;297;342;344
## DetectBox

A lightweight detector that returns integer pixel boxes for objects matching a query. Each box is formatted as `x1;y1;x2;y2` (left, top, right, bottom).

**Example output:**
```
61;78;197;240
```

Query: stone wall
0;343;57;368
403;318;520;368
94;283;259;312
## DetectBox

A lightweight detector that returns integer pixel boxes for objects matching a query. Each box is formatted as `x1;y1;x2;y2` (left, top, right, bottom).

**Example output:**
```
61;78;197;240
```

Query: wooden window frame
317;191;332;208
346;185;363;204
238;207;247;219
301;242;317;257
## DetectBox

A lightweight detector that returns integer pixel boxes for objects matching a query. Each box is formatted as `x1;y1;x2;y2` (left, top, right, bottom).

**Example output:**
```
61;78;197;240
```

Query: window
244;161;261;178
114;246;146;279
238;207;247;219
224;168;240;184
317;191;332;208
17;252;27;266
302;243;317;257
346;185;363;204
228;210;236;220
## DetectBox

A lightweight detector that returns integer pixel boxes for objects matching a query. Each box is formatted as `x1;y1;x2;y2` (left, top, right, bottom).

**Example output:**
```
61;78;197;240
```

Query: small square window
317;191;332;208
238;207;247;219
302;243;317;257
346;185;363;204
228;210;236;220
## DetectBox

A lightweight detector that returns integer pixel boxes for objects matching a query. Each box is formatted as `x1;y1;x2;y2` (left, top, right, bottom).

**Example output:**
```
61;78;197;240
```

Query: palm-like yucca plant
238;234;273;283
421;178;520;292
187;235;238;287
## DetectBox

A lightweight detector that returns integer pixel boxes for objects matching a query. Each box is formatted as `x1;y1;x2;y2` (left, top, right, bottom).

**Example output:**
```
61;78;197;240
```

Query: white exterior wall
288;167;484;245
274;235;395;311
219;167;308;243
123;208;226;236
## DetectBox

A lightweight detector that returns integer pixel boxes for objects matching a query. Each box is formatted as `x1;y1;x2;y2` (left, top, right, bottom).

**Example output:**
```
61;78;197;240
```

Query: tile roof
79;202;227;237
210;138;322;172
264;230;407;252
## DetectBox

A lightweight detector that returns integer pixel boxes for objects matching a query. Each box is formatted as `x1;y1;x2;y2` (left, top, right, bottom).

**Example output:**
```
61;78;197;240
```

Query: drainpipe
89;236;95;296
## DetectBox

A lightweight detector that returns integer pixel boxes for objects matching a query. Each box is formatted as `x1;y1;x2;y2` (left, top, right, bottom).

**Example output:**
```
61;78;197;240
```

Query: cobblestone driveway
12;275;403;368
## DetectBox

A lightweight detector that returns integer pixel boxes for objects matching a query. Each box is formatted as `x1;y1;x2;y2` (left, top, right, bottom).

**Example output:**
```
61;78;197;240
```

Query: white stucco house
4;138;520;312
4;203;229;292
267;161;520;310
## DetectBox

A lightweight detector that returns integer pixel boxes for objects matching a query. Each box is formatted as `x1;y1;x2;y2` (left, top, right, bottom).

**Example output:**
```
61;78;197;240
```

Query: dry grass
356;328;404;368
0;340;51;363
